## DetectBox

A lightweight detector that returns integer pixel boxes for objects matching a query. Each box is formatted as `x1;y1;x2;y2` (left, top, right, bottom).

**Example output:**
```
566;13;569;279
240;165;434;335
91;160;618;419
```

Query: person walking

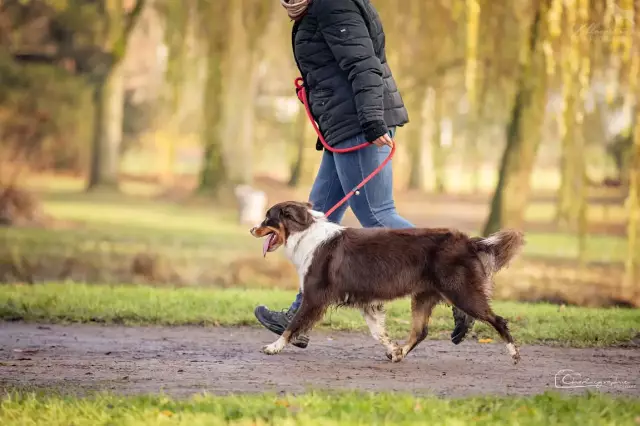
254;0;475;349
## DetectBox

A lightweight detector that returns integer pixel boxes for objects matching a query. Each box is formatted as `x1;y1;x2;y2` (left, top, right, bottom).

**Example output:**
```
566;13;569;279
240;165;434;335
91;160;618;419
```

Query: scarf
281;0;311;20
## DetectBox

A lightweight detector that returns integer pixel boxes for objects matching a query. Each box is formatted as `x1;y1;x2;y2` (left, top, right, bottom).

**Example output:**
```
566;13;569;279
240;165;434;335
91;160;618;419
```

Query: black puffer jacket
292;0;409;149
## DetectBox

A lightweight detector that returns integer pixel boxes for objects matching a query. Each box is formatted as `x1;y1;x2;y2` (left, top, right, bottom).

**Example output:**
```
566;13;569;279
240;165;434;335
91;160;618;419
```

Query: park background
1;1;640;424
1;0;639;308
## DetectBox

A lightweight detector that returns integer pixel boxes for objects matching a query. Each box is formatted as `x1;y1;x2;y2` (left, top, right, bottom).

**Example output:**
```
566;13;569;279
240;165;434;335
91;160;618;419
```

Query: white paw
507;343;521;364
262;337;286;355
262;343;282;355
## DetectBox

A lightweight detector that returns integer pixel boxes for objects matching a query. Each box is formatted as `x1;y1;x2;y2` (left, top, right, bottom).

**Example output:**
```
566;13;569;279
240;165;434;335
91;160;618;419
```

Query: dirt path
1;324;638;398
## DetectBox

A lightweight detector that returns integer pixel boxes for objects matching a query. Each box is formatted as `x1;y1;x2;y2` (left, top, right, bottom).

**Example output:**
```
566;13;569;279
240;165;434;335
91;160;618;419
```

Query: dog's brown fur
251;201;525;364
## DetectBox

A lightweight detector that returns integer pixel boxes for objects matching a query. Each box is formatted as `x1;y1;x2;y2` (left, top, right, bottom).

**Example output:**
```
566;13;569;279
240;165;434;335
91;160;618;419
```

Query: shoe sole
254;306;309;349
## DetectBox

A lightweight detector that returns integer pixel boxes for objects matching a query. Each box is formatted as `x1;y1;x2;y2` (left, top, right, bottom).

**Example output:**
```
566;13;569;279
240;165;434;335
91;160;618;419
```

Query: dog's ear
304;201;313;209
284;204;312;226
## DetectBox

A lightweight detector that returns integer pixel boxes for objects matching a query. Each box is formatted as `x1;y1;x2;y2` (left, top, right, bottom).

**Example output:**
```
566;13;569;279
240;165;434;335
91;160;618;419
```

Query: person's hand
372;133;393;147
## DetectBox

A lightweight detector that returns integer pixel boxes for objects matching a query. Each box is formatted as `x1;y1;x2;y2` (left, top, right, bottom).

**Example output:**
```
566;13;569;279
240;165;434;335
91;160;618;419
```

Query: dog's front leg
262;295;325;355
262;330;291;355
362;304;401;362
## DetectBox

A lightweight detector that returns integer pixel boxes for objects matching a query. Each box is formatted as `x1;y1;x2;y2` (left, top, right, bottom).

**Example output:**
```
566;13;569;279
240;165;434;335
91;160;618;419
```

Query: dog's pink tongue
262;234;273;257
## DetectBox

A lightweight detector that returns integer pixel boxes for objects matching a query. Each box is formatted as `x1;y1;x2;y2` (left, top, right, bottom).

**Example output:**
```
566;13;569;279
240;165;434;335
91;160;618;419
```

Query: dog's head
250;201;321;256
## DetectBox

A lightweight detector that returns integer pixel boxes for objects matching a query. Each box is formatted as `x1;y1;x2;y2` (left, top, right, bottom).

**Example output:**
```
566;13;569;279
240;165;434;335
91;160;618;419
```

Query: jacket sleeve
316;0;388;142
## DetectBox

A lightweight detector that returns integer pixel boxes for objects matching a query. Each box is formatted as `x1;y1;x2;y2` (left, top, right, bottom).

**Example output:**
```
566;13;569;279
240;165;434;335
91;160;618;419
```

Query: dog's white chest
284;220;342;289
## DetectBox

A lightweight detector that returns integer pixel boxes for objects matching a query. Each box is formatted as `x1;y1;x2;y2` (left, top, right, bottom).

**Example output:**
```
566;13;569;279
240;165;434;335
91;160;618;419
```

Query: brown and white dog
250;201;525;364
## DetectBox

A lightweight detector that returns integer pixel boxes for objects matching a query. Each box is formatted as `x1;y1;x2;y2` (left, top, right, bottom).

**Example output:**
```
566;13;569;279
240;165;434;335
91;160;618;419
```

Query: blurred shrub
0;53;92;174
0;185;46;227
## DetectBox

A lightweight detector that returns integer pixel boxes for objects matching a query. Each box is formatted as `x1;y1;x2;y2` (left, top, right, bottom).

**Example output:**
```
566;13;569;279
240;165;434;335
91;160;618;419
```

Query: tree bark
407;91;426;191
465;115;482;194
87;63;124;190
197;40;227;194
216;0;271;186
483;4;546;236
86;0;146;191
432;89;446;194
623;100;639;302
556;87;580;229
618;0;638;304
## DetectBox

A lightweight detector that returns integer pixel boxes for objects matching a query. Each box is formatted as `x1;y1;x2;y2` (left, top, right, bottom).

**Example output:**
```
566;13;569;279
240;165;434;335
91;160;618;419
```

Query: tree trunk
576;120;588;267
87;64;124;191
432;89;446;194
288;105;308;187
465;115;482;194
197;41;227;194
483;5;546;236
217;1;260;185
556;88;580;229
407;91;426;191
407;125;425;190
85;0;146;191
623;104;639;302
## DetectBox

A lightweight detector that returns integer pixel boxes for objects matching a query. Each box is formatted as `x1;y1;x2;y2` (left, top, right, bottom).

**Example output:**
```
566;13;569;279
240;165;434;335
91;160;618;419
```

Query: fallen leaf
160;410;173;417
275;399;290;408
478;338;493;344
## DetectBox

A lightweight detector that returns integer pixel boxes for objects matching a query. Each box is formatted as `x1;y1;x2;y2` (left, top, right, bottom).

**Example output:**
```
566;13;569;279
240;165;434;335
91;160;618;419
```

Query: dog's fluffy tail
473;229;525;274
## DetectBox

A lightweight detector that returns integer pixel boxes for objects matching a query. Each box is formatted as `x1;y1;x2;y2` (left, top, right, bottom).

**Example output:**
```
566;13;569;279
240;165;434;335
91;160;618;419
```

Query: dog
250;201;525;364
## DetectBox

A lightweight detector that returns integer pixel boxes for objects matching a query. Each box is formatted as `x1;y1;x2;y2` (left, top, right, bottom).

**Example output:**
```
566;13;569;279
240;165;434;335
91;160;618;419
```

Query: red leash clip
294;77;396;217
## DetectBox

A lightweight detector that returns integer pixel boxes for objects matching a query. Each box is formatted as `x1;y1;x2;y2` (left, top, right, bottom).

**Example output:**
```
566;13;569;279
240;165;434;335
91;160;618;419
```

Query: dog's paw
262;343;283;355
507;343;520;364
385;346;404;363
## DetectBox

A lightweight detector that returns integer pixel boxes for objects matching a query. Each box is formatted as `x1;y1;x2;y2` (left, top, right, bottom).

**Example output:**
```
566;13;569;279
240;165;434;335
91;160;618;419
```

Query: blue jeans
289;128;414;311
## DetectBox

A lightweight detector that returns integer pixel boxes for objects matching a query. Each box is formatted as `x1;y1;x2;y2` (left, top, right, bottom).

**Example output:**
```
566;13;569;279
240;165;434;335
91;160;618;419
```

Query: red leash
295;77;396;218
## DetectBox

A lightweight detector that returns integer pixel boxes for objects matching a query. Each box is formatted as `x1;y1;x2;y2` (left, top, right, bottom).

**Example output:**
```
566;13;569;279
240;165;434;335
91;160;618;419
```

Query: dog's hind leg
439;283;520;364
361;304;400;361
399;292;440;360
263;298;326;355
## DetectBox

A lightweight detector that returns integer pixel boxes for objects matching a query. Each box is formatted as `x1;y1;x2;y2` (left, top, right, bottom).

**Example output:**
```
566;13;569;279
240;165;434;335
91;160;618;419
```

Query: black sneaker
451;306;475;344
254;305;309;349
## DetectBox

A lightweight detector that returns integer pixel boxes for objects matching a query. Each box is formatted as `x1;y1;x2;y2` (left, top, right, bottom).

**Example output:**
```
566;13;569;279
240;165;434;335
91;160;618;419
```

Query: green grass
42;196;250;245
1;390;638;425
1;283;638;347
2;191;626;264
518;232;627;263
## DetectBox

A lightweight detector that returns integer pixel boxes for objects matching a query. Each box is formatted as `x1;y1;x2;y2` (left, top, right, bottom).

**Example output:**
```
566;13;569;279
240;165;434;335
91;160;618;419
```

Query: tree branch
123;0;146;40
109;0;146;64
